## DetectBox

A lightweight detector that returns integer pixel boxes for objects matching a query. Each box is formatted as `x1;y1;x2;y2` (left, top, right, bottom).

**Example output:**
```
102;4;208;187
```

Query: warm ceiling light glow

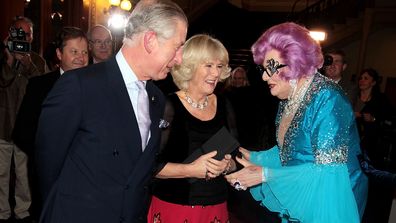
108;13;127;29
120;0;132;11
109;0;121;6
309;31;327;41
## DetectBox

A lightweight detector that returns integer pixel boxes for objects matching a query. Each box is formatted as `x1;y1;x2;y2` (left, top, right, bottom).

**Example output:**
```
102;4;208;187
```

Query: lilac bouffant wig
251;22;324;80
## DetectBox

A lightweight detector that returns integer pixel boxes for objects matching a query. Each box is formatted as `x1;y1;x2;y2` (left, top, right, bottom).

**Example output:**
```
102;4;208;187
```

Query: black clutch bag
183;126;240;164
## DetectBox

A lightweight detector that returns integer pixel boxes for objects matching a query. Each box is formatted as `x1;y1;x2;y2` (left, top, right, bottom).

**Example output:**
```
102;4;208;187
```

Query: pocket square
159;119;170;129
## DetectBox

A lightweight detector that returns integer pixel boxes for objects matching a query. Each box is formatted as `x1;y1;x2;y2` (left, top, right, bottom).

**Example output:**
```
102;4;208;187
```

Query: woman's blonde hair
171;34;231;90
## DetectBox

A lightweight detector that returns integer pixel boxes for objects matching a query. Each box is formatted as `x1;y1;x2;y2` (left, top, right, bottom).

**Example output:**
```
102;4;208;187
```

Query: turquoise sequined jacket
250;73;368;223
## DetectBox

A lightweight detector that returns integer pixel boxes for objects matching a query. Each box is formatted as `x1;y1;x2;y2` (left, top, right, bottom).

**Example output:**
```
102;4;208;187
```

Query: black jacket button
113;149;119;156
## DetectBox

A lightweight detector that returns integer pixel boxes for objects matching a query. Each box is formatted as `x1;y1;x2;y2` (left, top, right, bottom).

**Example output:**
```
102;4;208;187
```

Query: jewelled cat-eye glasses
256;58;287;77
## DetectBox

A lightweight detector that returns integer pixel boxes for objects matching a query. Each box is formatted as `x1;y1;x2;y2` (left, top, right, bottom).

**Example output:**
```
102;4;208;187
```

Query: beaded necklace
283;76;313;117
184;91;209;110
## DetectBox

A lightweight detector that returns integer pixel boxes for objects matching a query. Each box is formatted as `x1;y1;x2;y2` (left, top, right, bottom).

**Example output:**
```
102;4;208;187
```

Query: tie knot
136;81;146;90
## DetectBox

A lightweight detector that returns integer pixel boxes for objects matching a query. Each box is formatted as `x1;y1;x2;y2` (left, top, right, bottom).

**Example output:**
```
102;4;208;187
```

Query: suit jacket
13;69;61;155
338;77;358;107
0;51;48;141
35;57;165;223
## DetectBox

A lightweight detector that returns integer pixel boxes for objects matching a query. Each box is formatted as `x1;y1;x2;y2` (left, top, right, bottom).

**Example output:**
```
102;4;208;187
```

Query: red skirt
147;196;230;223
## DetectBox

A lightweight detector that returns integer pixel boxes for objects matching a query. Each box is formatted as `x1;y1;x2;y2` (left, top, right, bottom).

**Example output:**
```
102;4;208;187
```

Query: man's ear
342;63;347;72
56;48;62;61
143;31;157;54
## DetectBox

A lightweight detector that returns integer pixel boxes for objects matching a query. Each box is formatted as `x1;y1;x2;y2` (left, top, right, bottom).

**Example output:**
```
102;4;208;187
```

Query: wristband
262;167;268;182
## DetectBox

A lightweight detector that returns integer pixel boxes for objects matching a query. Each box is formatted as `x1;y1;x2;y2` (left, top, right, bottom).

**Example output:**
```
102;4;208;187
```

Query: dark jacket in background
13;69;61;155
0;51;47;141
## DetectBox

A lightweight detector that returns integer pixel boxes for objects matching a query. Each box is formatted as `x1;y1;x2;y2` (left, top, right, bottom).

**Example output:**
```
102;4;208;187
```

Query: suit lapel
144;81;163;153
104;58;142;149
103;59;163;184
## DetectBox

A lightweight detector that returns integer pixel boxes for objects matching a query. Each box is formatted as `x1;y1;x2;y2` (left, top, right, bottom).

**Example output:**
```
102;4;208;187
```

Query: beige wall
343;27;396;91
88;0;111;27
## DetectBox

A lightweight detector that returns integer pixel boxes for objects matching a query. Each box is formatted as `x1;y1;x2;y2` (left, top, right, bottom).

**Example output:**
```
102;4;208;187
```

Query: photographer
322;49;358;106
0;16;47;223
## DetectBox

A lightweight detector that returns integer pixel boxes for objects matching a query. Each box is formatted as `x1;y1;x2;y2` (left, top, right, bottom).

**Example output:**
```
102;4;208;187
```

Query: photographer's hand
14;52;32;68
3;37;14;67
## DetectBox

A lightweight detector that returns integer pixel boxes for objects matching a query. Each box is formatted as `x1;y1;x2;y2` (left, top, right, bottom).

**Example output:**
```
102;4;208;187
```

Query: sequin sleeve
309;84;368;218
250;145;282;168
250;163;360;222
310;86;354;165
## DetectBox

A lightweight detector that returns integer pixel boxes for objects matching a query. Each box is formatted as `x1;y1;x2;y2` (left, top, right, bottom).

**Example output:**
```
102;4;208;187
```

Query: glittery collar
276;73;319;165
276;73;348;165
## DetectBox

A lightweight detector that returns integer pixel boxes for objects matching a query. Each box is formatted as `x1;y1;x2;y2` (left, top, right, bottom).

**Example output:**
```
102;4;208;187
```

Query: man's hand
3;37;14;67
14;52;32;68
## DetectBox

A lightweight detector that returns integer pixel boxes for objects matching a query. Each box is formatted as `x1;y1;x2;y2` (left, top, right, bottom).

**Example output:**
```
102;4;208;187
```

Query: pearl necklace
184;91;208;110
283;77;313;117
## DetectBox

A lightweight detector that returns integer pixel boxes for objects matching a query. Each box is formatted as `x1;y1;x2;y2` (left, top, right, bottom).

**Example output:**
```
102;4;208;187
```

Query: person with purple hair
225;22;368;222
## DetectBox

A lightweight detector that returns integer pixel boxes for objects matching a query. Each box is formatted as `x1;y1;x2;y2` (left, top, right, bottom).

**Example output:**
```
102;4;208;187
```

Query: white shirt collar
116;50;139;87
93;58;100;64
60;68;65;75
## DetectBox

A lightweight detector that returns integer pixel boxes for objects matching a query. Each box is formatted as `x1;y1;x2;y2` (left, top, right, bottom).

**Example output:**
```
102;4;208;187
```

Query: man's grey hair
87;24;112;41
11;16;34;29
124;0;187;42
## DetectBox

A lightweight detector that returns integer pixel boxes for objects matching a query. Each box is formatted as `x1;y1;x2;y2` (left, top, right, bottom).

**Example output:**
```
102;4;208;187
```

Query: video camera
323;54;333;66
319;54;333;74
6;27;31;53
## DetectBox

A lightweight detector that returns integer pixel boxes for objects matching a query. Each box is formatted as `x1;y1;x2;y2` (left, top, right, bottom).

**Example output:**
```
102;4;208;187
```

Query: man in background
0;16;47;223
87;24;113;64
230;66;249;88
323;49;358;105
12;26;88;221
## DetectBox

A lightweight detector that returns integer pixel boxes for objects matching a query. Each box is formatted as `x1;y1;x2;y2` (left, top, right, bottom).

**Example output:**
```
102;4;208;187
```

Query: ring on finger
233;179;245;191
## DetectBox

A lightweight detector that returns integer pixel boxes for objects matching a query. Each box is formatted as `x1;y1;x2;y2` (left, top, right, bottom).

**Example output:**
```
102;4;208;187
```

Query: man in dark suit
12;26;89;221
323;49;358;106
87;24;113;64
35;0;188;222
13;26;89;156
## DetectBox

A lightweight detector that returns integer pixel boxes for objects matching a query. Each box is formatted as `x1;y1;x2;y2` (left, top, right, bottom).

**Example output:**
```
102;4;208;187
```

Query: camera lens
323;55;333;66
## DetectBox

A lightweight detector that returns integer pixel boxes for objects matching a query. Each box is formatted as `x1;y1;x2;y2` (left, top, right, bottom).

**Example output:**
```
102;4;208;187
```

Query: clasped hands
190;151;232;180
191;147;264;191
224;147;264;191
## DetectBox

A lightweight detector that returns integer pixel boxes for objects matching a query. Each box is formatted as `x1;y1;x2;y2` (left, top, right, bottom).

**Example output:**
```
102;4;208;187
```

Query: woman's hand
218;154;233;175
156;151;233;180
188;150;221;179
155;151;218;179
205;153;234;179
